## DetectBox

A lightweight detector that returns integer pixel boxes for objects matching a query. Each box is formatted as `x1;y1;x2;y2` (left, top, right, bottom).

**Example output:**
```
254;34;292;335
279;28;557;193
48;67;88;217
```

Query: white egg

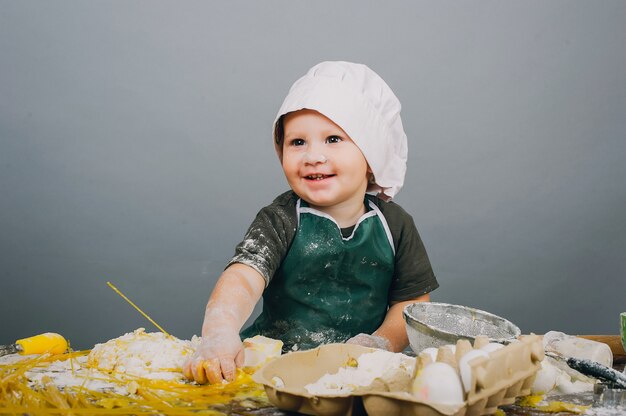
459;349;489;392
480;342;505;354
531;360;559;394
411;362;464;405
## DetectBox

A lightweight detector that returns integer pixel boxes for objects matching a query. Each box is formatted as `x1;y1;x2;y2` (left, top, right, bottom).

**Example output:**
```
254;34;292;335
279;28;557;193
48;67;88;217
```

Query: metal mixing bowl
403;302;521;354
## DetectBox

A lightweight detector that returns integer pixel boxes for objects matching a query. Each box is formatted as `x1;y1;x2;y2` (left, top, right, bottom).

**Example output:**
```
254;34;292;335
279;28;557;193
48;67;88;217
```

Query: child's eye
326;135;343;144
290;138;306;146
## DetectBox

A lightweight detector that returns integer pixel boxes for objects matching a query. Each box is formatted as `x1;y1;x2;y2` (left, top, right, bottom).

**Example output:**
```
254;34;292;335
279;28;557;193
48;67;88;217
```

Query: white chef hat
273;61;408;200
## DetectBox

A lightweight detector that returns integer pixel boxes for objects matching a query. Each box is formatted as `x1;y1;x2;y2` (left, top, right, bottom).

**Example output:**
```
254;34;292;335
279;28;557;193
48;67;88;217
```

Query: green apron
241;198;395;351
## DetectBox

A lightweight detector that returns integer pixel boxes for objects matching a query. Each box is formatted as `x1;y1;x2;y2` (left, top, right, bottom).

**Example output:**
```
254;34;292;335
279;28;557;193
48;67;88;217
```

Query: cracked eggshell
411;362;464;406
242;335;283;368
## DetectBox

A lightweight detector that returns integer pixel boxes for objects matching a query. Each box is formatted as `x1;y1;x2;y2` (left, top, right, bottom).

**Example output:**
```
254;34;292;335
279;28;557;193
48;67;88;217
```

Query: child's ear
367;169;375;184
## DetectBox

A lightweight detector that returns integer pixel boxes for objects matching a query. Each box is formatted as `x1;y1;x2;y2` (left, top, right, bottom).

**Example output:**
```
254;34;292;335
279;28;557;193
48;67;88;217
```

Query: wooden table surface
221;393;594;416
236;392;611;416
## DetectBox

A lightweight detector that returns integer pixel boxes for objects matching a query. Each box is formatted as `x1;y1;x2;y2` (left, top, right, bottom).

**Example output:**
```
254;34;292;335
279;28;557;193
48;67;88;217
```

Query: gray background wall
1;1;624;350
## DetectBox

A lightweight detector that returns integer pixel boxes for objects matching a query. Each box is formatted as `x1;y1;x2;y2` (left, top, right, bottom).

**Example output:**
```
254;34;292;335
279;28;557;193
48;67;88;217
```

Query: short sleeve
226;191;298;286
374;198;439;301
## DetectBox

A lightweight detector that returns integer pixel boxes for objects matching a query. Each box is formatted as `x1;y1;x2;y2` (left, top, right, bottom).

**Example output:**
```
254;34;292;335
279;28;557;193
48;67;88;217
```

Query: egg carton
253;334;543;416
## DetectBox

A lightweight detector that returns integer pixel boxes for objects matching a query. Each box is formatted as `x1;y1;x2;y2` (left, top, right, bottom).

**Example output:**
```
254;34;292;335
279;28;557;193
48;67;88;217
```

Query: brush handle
0;343;21;357
563;355;626;388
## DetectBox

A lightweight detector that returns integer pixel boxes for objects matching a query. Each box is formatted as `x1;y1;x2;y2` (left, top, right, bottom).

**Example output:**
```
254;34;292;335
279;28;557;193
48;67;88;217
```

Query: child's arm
183;263;265;384
348;293;430;352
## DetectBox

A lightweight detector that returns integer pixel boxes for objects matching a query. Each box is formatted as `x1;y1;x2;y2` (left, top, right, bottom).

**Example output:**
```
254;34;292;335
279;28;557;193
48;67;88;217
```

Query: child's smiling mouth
304;173;336;181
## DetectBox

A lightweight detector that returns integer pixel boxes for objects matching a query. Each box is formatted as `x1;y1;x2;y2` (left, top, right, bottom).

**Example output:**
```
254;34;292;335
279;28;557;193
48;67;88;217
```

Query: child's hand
346;333;392;350
183;328;244;384
184;264;265;384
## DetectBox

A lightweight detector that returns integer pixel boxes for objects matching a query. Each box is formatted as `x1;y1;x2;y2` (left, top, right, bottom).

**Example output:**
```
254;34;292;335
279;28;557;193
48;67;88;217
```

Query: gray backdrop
1;1;625;350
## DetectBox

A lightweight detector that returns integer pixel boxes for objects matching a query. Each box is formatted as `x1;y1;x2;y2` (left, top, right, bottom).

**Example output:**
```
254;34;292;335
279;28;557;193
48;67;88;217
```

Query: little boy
183;61;438;384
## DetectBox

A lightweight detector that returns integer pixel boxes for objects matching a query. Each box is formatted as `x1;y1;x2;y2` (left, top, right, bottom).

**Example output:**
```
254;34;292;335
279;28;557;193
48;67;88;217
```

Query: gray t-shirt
227;191;439;302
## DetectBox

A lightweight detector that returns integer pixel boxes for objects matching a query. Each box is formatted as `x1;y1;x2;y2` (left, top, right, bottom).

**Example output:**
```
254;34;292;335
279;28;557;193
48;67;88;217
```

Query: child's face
281;109;369;213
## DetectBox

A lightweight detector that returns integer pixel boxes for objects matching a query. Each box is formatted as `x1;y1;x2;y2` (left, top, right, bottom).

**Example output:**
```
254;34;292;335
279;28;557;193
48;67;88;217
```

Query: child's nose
303;151;328;165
